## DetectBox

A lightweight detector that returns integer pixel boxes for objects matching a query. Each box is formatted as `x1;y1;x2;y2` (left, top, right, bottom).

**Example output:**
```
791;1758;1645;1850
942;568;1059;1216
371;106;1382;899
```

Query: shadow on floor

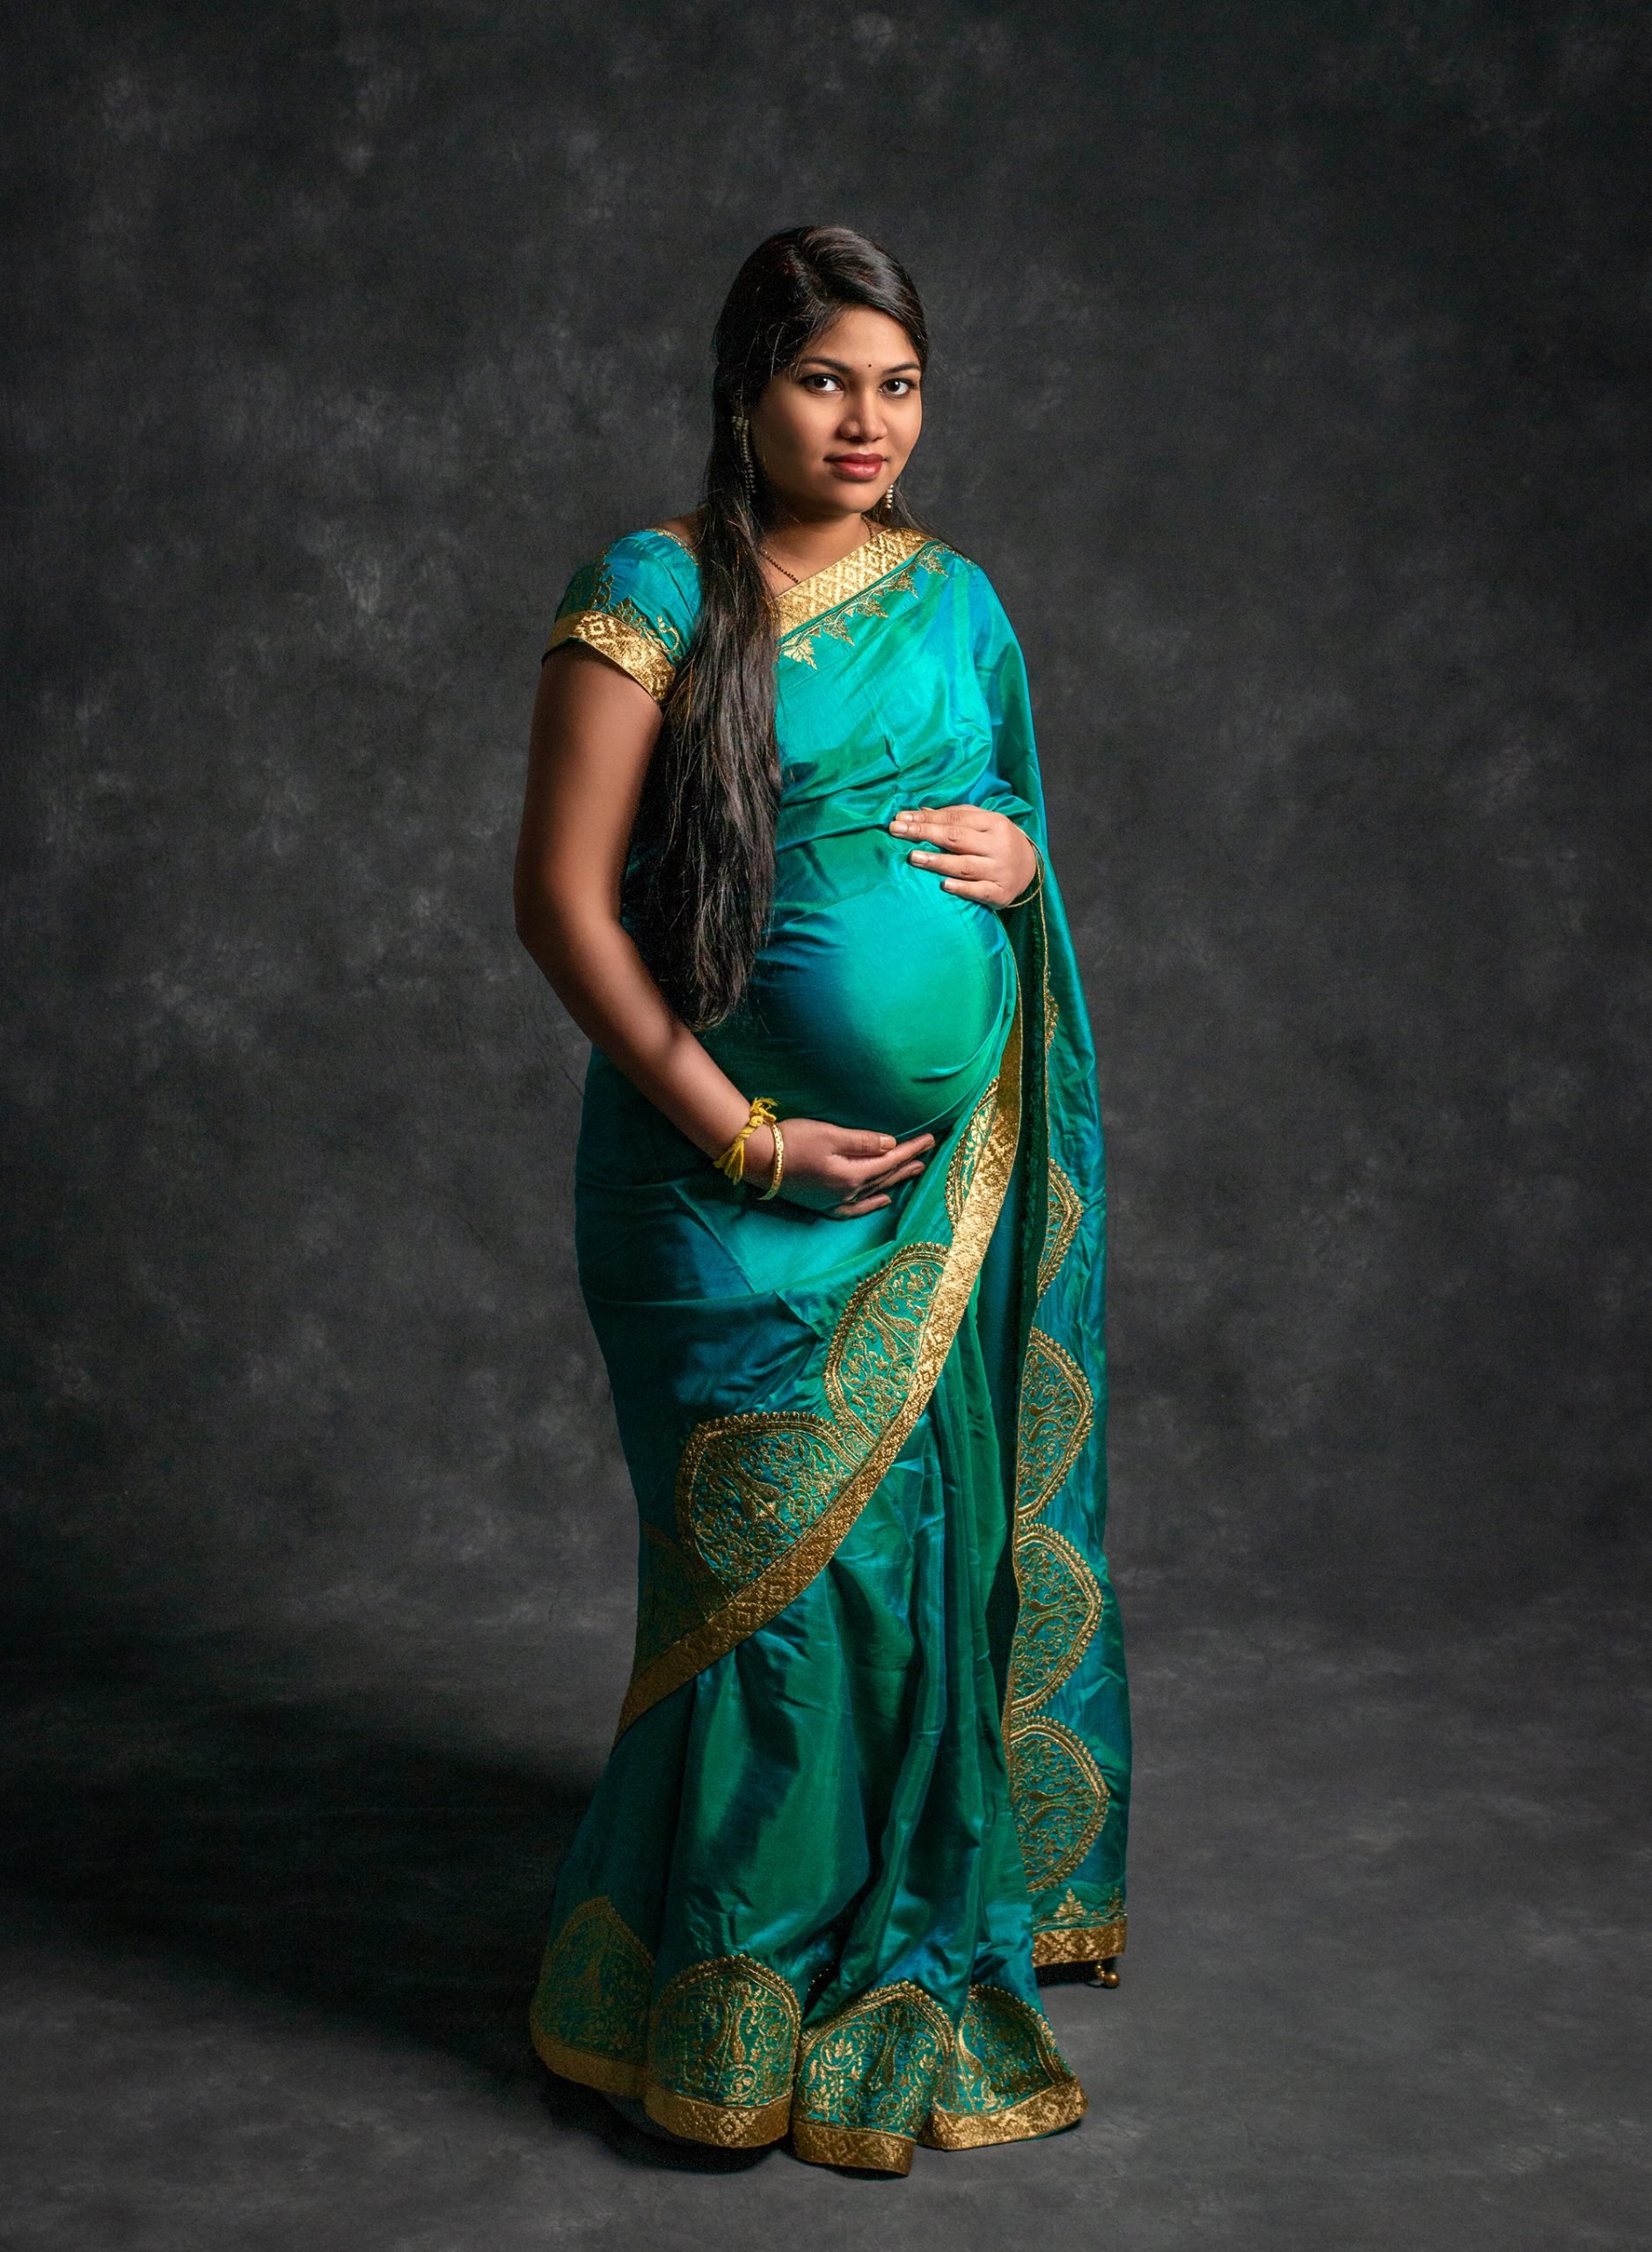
0;1581;611;2101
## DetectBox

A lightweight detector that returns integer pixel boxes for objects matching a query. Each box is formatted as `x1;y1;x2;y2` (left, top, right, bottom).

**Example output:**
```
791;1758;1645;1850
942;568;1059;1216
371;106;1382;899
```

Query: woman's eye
801;373;841;391
885;378;916;396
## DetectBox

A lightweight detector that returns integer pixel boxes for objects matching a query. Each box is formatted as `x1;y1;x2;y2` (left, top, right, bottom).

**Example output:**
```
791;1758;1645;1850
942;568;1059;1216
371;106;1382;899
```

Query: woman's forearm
517;900;768;1166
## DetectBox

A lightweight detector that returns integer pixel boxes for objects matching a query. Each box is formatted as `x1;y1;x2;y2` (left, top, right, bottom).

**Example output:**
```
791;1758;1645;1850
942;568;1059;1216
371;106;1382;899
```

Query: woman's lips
826;454;886;481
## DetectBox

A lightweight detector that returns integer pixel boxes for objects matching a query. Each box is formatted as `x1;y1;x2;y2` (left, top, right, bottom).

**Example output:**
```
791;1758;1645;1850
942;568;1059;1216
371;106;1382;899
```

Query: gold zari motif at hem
923;2073;1086;2148
530;1896;653;2087
924;1984;1081;2135
537;1944;1088;2168
793;1981;954;2147
614;986;1024;1737
649;1953;800;2125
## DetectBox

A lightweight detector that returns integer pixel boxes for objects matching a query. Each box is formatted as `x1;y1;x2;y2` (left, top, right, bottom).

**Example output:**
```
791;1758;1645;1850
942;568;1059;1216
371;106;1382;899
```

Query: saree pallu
529;523;1130;2174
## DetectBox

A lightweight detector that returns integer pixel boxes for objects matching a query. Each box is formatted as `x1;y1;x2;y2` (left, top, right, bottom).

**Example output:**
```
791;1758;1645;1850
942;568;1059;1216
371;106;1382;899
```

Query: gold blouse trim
545;609;676;702
774;524;936;635
613;980;1024;1737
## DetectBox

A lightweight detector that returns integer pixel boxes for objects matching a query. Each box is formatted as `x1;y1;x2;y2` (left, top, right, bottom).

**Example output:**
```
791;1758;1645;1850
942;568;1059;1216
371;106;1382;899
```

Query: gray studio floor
4;1587;1645;2252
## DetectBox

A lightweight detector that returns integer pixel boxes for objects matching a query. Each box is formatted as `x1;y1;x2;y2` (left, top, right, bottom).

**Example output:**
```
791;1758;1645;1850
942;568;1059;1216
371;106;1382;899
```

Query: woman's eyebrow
794;354;923;376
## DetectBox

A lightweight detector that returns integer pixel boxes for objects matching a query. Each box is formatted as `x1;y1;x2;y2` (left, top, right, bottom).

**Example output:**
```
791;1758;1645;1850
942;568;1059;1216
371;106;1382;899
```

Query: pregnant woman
514;227;1130;2175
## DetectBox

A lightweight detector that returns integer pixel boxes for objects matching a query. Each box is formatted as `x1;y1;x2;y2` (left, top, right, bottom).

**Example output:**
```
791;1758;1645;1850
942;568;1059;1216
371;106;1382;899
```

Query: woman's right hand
750;1120;937;1217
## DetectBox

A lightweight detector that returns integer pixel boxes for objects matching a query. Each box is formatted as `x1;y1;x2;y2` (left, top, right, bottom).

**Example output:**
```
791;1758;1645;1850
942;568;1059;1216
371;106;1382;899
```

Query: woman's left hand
889;804;1040;907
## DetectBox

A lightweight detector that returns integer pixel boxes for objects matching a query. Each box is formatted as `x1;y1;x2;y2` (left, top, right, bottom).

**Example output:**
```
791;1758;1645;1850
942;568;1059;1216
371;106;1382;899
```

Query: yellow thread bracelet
713;1096;778;1186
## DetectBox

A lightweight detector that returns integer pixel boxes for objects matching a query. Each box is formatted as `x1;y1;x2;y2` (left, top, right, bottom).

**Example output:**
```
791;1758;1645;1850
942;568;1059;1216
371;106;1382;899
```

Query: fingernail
881;1135;895;1150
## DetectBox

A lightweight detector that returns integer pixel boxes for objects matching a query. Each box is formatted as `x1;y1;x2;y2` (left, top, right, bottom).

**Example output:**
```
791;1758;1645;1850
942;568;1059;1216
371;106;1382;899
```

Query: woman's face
749;305;923;524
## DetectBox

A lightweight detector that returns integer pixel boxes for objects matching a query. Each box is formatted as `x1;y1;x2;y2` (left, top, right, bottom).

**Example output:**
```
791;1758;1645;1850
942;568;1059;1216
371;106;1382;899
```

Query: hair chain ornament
733;410;757;501
713;1096;778;1187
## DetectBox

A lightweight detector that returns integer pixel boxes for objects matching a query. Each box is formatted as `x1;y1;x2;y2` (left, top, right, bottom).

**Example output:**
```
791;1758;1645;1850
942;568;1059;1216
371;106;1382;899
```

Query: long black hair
624;226;931;1030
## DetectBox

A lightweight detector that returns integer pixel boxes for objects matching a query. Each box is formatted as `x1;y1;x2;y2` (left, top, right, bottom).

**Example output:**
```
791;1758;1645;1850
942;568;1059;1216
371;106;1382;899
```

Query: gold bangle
713;1096;778;1186
1005;836;1045;909
757;1115;786;1200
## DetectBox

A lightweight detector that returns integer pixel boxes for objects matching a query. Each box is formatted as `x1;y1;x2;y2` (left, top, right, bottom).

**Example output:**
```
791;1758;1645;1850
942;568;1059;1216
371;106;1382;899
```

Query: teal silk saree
529;523;1130;2174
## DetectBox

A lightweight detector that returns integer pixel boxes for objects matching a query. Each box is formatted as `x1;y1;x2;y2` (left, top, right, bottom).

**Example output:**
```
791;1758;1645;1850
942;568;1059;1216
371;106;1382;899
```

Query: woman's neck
755;506;877;582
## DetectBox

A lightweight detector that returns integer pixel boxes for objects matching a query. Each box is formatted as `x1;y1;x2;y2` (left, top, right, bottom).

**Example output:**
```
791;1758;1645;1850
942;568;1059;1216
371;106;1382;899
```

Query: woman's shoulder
567;516;702;599
545;516;702;700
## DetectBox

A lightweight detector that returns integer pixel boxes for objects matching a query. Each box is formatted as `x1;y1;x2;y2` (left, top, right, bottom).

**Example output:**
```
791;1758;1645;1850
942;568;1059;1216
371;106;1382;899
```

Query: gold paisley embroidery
530;1897;654;2096
1007;1715;1110;1890
791;1981;954;2167
945;1078;999;1229
778;529;952;667
675;1413;852;1591
614;989;1023;1737
822;1245;949;1436
1015;1328;1095;1521
647;1954;800;2145
1005;1524;1104;1716
1038;1161;1083;1298
921;1985;1085;2148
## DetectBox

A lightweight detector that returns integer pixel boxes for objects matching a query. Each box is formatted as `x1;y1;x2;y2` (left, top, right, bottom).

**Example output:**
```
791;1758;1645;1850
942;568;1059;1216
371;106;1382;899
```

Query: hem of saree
791;2120;916;2175
612;981;1025;1738
530;2024;646;2101
920;2073;1088;2151
646;2085;792;2148
532;2030;793;2150
1034;1919;1127;1968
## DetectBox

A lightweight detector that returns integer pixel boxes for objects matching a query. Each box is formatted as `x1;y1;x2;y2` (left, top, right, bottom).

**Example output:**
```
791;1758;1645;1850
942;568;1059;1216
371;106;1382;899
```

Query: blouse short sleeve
543;528;701;704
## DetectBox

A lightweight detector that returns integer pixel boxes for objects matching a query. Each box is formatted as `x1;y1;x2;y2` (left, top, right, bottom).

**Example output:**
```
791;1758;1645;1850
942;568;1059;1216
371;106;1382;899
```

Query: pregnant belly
705;873;1015;1141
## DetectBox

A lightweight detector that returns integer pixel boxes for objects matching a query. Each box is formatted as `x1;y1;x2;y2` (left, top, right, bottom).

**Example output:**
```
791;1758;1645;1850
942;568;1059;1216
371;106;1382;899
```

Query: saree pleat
530;523;1129;2170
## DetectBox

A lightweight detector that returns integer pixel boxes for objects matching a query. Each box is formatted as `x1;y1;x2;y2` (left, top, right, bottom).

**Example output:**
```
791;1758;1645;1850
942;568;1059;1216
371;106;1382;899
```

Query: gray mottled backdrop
9;0;1645;1715
4;6;1648;2245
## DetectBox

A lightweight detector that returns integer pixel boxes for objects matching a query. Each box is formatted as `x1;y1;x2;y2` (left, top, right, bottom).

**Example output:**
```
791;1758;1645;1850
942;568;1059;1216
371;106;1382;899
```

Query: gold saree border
646;2086;792;2147
530;2024;645;2101
613;982;1025;1738
791;2120;916;2175
775;524;937;635
1002;892;1115;1901
921;2073;1087;2150
1033;1919;1128;1968
545;608;676;701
